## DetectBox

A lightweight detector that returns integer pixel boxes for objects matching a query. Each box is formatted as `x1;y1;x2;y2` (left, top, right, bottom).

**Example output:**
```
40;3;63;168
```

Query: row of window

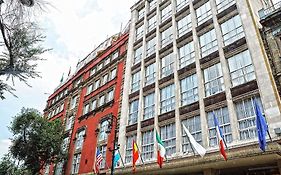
47;103;64;119
48;88;68;107
125;96;263;163
131;49;255;99
134;14;244;65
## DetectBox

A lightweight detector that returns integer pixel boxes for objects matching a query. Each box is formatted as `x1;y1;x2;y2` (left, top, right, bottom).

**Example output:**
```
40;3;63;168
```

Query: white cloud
0;139;11;159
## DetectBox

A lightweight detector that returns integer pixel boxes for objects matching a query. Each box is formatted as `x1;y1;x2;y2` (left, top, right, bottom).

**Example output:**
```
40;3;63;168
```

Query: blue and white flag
113;151;121;168
254;99;268;152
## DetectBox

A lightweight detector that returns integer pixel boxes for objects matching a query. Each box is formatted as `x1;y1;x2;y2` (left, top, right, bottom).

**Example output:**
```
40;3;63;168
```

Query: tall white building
117;0;281;174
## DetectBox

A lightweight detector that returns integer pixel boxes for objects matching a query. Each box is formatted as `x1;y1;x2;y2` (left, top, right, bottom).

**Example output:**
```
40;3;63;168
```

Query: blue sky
0;0;133;158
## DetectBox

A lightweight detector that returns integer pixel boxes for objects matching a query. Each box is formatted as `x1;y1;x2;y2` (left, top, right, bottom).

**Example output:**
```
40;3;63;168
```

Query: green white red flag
156;131;165;168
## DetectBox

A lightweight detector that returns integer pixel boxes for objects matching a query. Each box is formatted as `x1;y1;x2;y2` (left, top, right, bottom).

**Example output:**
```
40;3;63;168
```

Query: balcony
259;1;281;27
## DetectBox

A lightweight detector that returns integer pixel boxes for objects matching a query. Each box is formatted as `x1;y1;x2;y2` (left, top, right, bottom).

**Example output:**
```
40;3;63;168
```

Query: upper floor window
160;123;176;157
75;130;85;150
203;63;224;96
131;71;141;93
138;8;145;20
83;103;90;115
104;57;110;66
161;4;172;22
180;74;198;106
128;100;139;125
62;137;70;152
176;0;189;11
178;41;195;69
160;84;175;114
161;26;173;48
177;14;192;37
235;96;263;140
228;50;255;87
143;93;155;120
71;154;81;174
91;99;97;110
207;107;232;146
94;79;100;90
134;46;143;65
145;62;156;86
98;95;105;107
99;120;109;142
161;53;174;78
136;25;144;41
97;63;103;72
216;0;235;13
148;15;157;32
110;68;117;80
181;116;202;153
149;0;157;10
125;135;136;163
199;29;218;58
86;84;93;95
54;162;63;175
142;130;154;161
196;1;212;26
102;74;108;85
221;15;244;46
107;89;114;102
146;37;156;57
70;95;78;110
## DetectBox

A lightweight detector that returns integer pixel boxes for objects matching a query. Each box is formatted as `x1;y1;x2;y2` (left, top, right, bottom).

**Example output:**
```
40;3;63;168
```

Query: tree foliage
9;108;65;175
0;0;50;99
0;154;29;175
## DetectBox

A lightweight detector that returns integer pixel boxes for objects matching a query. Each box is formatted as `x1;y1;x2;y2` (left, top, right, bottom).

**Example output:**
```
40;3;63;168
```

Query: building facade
117;0;281;174
43;32;128;175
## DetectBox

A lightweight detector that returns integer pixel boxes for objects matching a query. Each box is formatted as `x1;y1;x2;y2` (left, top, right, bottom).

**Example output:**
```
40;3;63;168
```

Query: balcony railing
259;1;281;20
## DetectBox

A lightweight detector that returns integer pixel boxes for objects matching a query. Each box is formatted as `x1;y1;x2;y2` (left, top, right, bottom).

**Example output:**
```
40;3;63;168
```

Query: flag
254;99;268;152
60;73;64;83
132;140;139;171
213;113;227;161
68;66;71;77
94;148;103;174
113;150;121;168
182;123;206;157
156;131;165;168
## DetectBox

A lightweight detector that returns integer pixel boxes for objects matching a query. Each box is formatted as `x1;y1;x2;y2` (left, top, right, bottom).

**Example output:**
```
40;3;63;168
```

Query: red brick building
43;32;128;175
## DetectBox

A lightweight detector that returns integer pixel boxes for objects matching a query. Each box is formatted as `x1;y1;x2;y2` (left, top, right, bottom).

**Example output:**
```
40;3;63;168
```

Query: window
235;96;263;140
160;123;176;157
221;15;244;46
180;74;198;106
216;0;235;13
110;68;117;80
161;53;174;78
71;154;81;174
97;63;103;71
134;46;143;65
145;62;156;86
125;135;136;163
204;63;224;96
148;15;157;31
177;14;192;37
112;51;119;60
199;29;218;58
86;84;93;95
142;130;154;161
65;116;74;131
136;25;144;40
178;41;195;68
161;4;172;22
104;57;110;66
138;8;145;20
146;37;156;56
62;137;70;152
70;96;77;109
91;99;97;110
98;95;105;106
207;107;232;146
99;145;107;169
107;89;114;102
228;50;255;87
131;71;141;92
83;104;90;115
99;120;109;141
102;74;108;85
75;130;85;150
160;84;175;114
94;79;100;90
60;103;64;112
196;1;212;26
182;116;202;153
149;0;157;10
54;162;63;175
161;26;173;48
143;93;155;120
128;100;139;125
176;0;189;11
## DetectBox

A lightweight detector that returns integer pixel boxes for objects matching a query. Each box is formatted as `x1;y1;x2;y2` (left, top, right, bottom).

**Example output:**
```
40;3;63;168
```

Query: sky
0;0;134;159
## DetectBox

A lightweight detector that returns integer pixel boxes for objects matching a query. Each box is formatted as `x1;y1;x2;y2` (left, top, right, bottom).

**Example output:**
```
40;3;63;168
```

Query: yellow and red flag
132;140;139;172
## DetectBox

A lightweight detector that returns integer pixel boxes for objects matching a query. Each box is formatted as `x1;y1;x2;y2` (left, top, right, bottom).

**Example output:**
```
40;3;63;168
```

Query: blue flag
254;99;268;152
113;151;121;168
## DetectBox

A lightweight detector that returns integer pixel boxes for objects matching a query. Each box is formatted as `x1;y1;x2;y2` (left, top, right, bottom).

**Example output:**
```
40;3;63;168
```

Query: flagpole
134;141;144;165
186;134;196;156
118;149;125;168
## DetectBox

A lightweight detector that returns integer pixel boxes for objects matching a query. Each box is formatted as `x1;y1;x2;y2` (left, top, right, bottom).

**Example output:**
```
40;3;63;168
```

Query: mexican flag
156;131;165;168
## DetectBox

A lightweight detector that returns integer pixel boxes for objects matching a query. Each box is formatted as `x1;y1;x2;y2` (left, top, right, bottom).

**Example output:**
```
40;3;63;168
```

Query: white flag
182;123;206;157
